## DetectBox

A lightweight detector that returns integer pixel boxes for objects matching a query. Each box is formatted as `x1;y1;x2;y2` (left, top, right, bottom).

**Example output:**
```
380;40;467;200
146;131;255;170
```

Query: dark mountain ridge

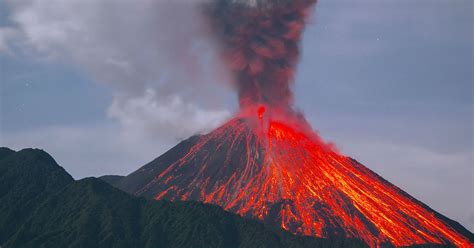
0;147;368;248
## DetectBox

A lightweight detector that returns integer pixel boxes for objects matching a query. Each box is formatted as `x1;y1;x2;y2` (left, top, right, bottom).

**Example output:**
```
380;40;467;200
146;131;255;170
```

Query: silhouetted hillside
0;148;368;248
0;148;73;244
99;175;125;185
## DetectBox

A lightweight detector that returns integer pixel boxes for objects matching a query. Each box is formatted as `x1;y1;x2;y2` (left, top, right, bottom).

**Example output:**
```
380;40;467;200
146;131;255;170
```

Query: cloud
1;124;168;178
4;0;233;139
0;27;18;53
108;88;230;141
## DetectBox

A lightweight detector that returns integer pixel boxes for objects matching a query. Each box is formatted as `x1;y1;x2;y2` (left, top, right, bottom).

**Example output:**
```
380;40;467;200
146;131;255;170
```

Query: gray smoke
3;0;232;140
206;0;317;108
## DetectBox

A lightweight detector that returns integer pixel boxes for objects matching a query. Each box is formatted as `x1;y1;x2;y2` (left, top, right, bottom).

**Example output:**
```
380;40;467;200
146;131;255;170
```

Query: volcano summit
114;107;472;247
111;0;472;247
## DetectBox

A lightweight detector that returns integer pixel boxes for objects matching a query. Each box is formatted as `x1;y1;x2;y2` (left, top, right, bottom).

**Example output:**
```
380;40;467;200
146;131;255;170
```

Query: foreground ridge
0;147;366;248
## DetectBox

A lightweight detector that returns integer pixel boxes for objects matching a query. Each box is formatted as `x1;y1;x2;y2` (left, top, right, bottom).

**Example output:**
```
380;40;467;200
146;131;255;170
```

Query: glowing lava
125;108;471;248
258;106;266;119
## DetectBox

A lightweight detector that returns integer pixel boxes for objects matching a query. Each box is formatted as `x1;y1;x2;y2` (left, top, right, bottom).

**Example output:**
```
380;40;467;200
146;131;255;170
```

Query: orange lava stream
141;108;471;247
265;121;470;247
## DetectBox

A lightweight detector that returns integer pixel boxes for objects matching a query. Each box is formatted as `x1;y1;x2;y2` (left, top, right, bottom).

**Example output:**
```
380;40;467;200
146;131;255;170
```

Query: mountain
99;175;125;185
110;115;473;248
0;147;367;248
0;148;74;244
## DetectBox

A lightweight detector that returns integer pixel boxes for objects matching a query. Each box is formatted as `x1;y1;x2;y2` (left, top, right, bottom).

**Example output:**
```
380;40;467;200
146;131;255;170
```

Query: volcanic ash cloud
205;0;317;110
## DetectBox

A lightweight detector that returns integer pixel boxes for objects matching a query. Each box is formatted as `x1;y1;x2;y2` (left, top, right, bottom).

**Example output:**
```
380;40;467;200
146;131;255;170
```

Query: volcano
112;0;471;247
114;106;472;248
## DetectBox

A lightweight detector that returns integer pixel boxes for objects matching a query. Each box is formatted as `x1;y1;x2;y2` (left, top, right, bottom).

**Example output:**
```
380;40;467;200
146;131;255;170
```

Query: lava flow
124;107;471;247
114;0;472;247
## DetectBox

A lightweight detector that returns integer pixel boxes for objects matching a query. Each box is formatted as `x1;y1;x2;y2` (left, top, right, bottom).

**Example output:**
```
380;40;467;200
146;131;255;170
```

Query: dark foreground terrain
0;147;367;248
0;147;466;247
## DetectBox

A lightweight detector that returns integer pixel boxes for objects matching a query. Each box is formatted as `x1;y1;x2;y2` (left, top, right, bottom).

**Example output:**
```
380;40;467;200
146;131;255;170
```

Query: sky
0;0;472;231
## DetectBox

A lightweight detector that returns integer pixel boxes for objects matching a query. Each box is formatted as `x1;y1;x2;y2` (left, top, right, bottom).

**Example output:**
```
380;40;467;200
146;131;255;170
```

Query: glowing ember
257;106;266;119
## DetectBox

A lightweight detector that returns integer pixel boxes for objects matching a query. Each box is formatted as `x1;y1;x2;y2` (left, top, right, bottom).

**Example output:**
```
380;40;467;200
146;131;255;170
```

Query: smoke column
206;0;317;109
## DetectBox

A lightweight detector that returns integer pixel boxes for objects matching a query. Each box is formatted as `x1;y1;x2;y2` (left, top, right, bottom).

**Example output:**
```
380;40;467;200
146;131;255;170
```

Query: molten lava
126;107;471;248
257;106;266;119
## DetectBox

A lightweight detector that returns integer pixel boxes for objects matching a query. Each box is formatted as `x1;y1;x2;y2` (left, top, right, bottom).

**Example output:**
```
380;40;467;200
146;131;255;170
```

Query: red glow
258;106;266;119
135;107;471;248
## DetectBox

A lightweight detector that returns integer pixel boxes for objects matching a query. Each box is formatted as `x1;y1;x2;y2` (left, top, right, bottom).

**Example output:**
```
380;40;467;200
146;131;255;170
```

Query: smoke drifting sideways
4;0;317;140
3;0;235;141
205;0;317;110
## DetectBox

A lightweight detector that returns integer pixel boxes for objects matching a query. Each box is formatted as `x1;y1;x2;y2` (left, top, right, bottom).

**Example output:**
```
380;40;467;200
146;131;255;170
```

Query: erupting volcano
117;107;471;247
114;0;472;247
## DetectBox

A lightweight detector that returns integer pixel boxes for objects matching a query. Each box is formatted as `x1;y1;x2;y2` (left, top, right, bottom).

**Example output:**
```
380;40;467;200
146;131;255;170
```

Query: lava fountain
114;0;472;247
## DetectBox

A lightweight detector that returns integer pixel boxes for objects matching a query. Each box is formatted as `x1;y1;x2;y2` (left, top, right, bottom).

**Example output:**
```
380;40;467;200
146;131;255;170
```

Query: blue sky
0;0;472;230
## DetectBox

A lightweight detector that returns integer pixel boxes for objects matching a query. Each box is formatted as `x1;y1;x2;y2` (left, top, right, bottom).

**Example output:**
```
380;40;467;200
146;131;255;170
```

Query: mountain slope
0;147;367;248
99;175;125;185
0;148;74;244
112;116;473;247
0;147;15;160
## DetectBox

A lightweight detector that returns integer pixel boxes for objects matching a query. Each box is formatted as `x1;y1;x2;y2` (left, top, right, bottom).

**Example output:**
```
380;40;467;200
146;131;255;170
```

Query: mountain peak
114;115;472;247
0;147;16;161
0;148;72;183
16;148;57;162
0;147;74;244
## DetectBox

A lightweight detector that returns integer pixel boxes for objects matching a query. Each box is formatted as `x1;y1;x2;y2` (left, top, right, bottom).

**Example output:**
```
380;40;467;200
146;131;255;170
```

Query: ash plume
206;0;317;109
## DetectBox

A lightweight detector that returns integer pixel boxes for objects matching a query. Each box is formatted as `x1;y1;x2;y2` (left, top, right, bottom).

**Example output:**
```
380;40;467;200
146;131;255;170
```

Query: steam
3;0;316;140
206;0;317;109
3;0;232;140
